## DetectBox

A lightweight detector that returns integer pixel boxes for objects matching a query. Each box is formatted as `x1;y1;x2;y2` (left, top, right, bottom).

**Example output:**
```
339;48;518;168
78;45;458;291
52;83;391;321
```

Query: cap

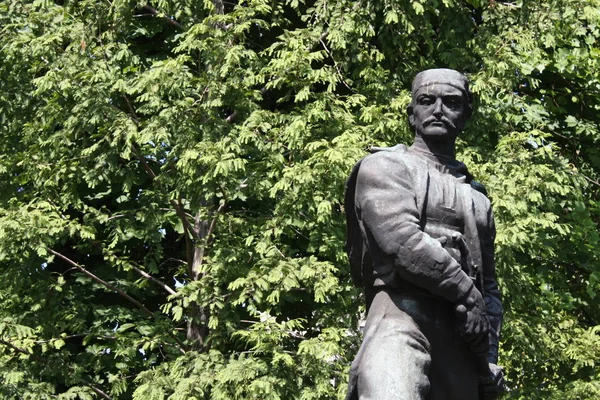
411;69;472;103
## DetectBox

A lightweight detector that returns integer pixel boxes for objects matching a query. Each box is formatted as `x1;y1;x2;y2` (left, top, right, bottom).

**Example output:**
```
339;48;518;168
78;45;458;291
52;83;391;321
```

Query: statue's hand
455;287;490;355
479;363;507;399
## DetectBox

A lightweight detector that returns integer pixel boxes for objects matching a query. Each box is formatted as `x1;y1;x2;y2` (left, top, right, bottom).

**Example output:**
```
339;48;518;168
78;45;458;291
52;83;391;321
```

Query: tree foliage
0;0;599;398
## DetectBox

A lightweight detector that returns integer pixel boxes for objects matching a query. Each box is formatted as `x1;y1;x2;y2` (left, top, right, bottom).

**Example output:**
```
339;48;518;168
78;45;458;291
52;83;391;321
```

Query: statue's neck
410;135;456;160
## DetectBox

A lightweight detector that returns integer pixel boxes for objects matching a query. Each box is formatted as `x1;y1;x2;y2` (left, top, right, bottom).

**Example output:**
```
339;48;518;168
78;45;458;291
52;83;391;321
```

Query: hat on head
411;68;472;103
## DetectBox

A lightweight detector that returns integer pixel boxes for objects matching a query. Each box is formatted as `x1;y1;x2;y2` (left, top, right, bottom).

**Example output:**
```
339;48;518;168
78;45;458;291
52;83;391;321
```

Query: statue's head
407;69;472;141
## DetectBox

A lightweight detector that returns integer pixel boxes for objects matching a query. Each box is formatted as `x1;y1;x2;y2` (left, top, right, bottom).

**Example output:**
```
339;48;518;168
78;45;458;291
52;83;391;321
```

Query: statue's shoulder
357;144;416;173
470;180;489;197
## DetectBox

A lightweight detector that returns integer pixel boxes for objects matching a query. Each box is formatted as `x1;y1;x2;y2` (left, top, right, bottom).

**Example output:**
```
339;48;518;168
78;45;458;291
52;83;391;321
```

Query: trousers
346;289;479;400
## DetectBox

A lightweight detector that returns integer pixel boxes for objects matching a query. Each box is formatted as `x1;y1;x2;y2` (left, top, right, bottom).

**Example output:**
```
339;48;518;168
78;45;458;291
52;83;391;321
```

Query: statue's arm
482;207;503;364
479;205;507;398
355;154;475;303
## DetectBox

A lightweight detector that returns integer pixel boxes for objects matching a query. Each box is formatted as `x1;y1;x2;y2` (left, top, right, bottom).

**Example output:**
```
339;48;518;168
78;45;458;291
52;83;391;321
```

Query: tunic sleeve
482;207;503;364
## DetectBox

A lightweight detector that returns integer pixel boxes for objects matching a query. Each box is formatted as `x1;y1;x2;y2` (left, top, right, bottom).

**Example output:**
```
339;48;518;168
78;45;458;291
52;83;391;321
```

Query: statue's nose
433;98;443;117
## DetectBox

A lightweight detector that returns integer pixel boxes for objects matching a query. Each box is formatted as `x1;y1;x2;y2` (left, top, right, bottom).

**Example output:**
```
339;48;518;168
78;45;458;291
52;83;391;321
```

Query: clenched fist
455;286;490;355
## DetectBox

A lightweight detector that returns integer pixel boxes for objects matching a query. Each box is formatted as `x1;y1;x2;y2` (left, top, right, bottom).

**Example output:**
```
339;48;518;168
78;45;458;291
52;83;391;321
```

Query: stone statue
344;69;505;400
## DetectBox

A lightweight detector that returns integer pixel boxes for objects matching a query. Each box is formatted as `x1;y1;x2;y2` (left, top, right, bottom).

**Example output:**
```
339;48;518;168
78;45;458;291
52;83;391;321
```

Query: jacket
345;144;503;363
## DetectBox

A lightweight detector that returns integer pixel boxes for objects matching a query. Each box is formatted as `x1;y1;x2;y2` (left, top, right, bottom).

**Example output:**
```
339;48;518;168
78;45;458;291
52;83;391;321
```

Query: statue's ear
407;104;415;127
457;103;472;131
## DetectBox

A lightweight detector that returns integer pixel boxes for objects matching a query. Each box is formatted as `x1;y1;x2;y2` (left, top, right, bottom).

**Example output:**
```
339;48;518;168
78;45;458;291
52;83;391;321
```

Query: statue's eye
418;96;433;105
445;97;462;109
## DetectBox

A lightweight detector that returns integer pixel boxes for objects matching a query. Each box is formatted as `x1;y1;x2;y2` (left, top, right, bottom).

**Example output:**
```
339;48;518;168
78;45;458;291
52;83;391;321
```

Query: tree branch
47;249;187;353
130;264;177;296
128;143;200;243
142;4;184;30
582;173;600;188
191;212;208;281
206;202;226;246
81;379;113;400
178;202;196;238
121;96;209;292
212;0;224;15
320;37;354;93
0;339;31;357
122;95;140;124
225;110;238;123
185;201;225;349
131;144;157;180
48;249;155;317
190;202;226;280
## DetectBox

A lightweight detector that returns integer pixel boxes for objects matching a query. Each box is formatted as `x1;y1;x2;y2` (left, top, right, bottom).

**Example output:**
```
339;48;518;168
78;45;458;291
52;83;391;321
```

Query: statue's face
409;83;467;140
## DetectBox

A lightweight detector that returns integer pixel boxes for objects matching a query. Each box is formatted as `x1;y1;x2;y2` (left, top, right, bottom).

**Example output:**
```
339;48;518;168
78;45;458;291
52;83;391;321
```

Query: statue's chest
423;166;471;231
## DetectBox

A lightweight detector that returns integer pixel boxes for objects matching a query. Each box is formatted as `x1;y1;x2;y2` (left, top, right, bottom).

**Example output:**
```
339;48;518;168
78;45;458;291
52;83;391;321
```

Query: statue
344;69;505;400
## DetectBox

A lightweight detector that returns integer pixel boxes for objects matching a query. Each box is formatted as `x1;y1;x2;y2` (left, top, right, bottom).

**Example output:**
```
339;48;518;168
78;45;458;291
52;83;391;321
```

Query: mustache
423;116;456;131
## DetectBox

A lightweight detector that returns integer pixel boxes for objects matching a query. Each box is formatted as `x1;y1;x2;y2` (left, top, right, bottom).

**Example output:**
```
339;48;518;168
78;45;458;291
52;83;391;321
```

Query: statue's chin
420;127;456;140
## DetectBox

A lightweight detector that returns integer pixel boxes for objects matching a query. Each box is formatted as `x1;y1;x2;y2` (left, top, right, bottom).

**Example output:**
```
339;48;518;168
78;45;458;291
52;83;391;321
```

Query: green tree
0;0;598;399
